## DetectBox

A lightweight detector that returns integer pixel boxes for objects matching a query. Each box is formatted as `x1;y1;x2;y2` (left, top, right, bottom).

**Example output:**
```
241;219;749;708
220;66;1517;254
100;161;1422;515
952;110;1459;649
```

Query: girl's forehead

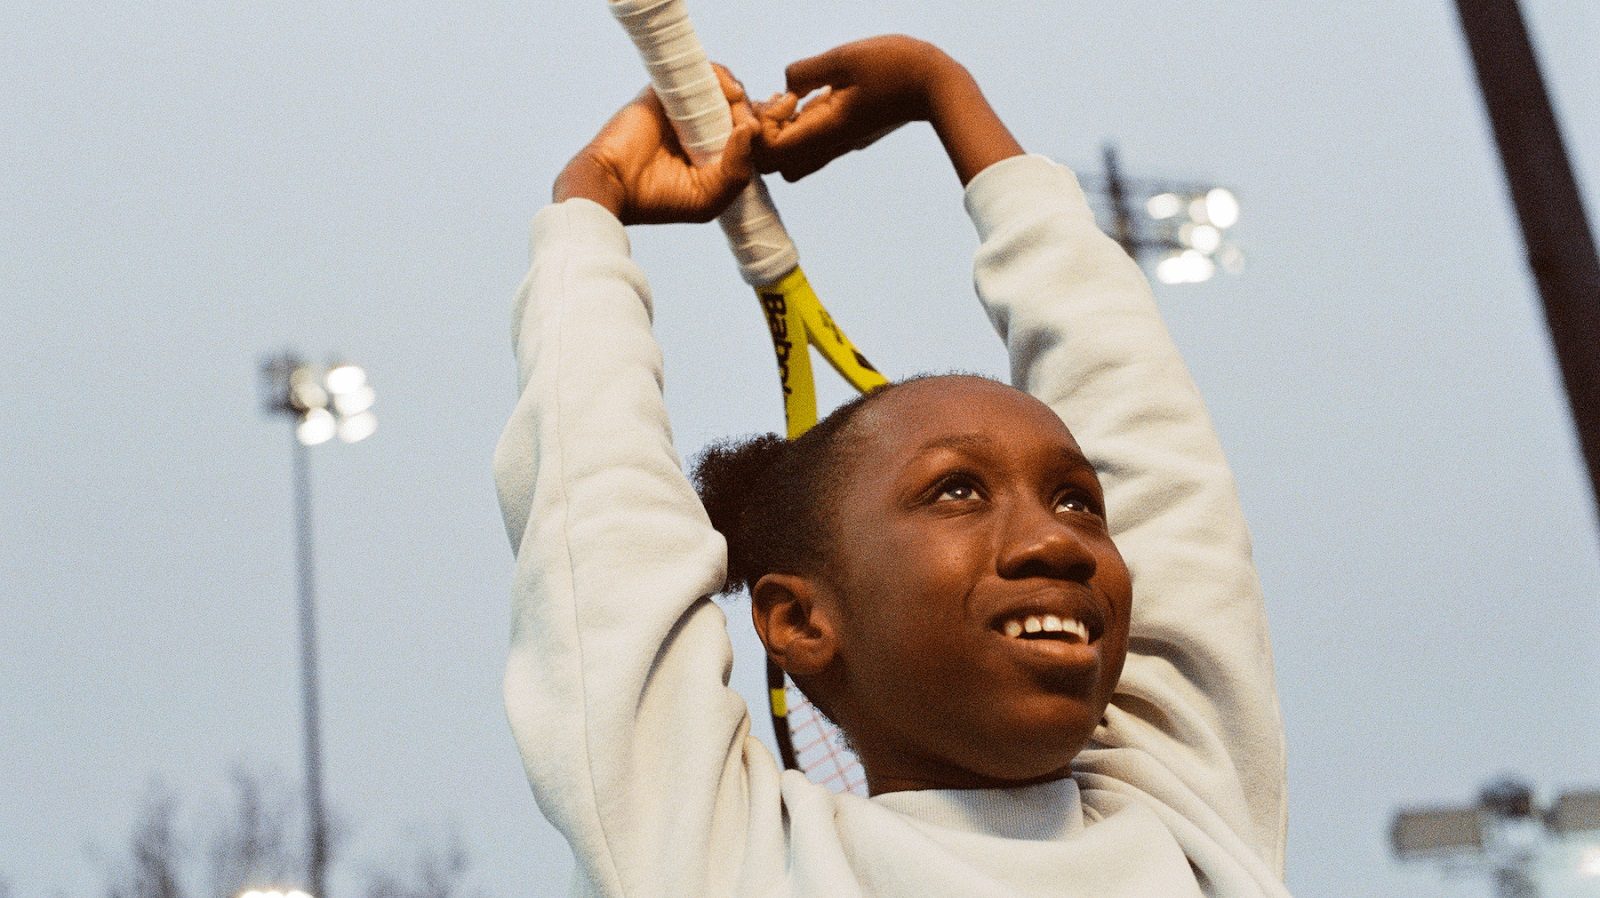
858;376;1076;448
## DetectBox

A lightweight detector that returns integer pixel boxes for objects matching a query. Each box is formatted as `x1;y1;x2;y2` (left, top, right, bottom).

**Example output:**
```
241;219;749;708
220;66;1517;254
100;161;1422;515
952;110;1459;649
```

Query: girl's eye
934;478;979;502
1056;494;1094;515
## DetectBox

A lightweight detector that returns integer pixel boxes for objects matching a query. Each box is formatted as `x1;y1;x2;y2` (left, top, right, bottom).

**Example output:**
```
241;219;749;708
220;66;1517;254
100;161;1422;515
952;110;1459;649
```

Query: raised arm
965;156;1287;876
493;73;778;896
761;37;1287;876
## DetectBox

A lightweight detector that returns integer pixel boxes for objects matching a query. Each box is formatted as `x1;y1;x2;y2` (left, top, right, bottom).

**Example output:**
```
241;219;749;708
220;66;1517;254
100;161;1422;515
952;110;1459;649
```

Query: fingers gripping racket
607;0;884;797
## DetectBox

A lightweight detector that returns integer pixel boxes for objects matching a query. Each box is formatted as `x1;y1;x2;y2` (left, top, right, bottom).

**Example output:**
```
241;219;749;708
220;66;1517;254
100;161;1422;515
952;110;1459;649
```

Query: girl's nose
995;499;1098;582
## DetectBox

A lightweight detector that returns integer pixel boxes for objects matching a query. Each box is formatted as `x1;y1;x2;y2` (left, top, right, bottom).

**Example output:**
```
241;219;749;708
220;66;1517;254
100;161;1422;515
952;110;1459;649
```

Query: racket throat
755;267;887;439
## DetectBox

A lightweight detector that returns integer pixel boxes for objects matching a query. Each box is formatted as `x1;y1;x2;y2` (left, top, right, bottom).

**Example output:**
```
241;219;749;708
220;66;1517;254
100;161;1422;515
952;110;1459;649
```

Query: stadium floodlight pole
1453;0;1600;535
259;352;378;898
1085;143;1245;286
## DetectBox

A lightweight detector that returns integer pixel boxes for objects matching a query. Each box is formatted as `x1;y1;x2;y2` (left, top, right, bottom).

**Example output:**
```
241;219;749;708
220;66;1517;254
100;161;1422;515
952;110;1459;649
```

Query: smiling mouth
996;612;1092;644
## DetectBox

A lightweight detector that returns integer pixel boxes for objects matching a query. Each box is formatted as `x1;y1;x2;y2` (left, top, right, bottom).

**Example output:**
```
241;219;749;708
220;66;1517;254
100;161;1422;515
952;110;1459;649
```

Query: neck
863;755;1077;796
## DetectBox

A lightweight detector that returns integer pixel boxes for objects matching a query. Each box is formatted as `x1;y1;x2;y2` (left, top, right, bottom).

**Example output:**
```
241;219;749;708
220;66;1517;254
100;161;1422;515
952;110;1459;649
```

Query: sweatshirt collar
871;776;1085;841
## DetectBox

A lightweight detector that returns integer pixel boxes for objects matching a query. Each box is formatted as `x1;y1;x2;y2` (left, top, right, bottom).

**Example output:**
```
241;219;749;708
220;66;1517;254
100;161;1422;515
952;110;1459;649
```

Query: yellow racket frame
755;266;888;438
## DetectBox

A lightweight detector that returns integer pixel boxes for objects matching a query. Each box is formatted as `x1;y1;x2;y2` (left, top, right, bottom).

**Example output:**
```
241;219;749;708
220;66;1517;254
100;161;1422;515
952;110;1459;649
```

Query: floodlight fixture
1146;192;1184;220
297;408;336;447
1181;222;1223;255
1205;188;1241;228
262;354;377;446
1391;806;1486;859
1392;778;1600;897
324;362;366;395
289;368;327;413
333;384;375;417
338;410;378;444
1080;144;1245;288
1550;791;1600;835
1155;249;1218;287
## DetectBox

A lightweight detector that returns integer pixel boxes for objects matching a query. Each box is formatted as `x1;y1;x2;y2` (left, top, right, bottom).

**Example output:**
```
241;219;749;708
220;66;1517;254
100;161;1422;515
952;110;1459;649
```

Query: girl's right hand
554;65;759;225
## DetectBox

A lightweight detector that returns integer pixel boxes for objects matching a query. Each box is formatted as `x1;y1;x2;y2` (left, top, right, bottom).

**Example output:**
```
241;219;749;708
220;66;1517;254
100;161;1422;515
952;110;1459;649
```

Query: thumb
722;105;757;177
705;112;757;217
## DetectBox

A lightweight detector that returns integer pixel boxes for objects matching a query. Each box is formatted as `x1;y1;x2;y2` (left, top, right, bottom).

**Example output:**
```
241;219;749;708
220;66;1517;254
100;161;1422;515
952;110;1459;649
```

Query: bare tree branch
205;766;302;897
104;784;185;898
363;836;484;898
93;768;483;898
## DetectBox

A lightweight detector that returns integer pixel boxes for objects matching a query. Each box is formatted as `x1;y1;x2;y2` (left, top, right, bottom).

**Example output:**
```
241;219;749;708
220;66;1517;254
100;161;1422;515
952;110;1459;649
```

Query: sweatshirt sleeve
964;155;1288;873
492;198;763;897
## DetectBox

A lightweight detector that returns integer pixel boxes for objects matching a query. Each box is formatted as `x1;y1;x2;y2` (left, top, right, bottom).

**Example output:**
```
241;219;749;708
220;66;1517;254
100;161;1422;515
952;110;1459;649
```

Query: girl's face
819;376;1132;793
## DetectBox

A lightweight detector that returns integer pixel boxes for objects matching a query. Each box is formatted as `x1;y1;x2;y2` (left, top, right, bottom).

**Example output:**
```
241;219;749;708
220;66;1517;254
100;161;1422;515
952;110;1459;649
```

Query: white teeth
1001;613;1091;642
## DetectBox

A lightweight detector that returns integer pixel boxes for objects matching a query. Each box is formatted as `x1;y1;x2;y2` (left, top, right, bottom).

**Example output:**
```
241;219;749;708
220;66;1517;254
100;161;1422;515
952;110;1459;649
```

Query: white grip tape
607;0;799;285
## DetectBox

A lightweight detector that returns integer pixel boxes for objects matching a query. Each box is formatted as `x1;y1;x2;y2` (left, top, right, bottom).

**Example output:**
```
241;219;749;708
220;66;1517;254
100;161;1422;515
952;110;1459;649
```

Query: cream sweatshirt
494;154;1290;897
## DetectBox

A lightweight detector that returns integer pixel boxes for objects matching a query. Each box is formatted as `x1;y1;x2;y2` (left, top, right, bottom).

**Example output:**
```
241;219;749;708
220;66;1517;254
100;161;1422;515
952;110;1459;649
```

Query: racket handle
607;0;799;286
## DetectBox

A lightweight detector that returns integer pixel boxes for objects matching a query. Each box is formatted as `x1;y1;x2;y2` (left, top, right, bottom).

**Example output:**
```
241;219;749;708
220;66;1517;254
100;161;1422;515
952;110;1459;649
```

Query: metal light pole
1081;142;1246;286
289;429;329;898
259;352;378;898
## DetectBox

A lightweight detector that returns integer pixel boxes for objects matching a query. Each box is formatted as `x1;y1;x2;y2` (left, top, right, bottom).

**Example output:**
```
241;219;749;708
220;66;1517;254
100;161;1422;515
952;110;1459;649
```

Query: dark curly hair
690;374;969;596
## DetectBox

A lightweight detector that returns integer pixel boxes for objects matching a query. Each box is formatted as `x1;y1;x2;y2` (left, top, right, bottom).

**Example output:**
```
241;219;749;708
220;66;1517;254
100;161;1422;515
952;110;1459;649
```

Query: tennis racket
607;0;884;797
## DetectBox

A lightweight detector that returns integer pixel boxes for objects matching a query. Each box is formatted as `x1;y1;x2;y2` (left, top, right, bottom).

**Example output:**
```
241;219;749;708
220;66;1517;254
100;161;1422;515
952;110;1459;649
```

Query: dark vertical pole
1102;143;1139;262
1454;0;1600;529
1494;863;1540;898
291;435;329;898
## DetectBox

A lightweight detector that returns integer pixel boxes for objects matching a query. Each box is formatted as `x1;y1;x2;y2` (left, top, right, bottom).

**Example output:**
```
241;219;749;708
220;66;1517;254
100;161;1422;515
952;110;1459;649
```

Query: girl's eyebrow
911;433;1094;473
1056;445;1095;473
913;433;993;456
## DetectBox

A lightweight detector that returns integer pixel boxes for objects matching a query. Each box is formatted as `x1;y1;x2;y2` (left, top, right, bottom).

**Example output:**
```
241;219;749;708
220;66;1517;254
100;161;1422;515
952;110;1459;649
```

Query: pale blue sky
4;1;1598;896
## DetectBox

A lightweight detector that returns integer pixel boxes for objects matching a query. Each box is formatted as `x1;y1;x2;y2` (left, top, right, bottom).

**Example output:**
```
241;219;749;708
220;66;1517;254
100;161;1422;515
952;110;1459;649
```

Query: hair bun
690;434;789;594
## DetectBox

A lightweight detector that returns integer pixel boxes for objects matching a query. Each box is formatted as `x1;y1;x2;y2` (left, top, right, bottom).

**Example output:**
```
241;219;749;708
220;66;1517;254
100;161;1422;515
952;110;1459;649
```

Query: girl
494;35;1290;897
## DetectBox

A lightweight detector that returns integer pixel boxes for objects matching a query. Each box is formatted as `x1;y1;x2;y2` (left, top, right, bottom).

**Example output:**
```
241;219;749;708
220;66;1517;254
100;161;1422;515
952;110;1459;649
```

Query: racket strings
784;680;868;796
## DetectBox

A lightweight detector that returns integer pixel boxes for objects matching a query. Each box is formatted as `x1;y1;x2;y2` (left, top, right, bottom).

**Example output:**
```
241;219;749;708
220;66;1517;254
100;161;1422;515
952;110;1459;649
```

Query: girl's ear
750;572;838;677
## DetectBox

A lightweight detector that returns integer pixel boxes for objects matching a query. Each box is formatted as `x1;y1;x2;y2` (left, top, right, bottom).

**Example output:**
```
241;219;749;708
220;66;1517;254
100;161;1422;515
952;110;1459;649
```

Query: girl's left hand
751;35;956;182
553;65;759;226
